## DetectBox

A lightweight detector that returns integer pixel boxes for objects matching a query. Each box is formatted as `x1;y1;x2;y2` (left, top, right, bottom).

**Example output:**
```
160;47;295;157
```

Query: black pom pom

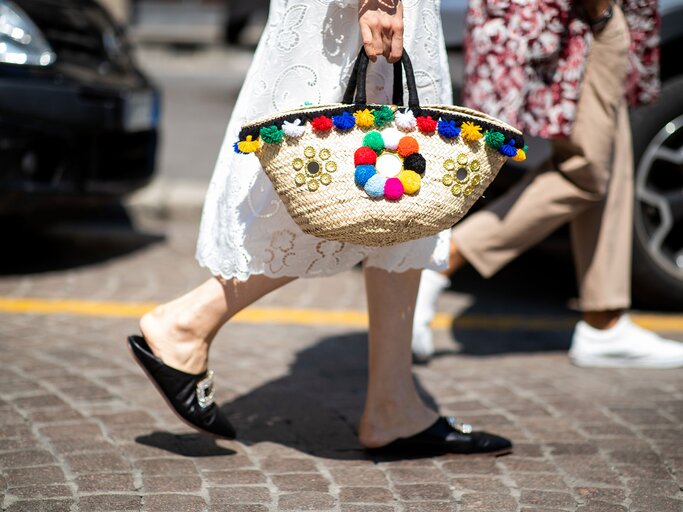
404;153;426;174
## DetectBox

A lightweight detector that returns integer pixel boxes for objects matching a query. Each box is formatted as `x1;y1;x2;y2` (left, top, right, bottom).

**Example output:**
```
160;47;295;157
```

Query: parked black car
0;0;160;214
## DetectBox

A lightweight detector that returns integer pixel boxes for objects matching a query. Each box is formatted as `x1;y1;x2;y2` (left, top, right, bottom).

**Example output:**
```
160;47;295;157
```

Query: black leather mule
370;416;512;456
127;335;236;439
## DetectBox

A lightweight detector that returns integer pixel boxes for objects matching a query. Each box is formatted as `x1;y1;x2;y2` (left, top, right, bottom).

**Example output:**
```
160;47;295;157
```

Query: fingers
387;18;403;63
360;18;382;62
359;9;403;63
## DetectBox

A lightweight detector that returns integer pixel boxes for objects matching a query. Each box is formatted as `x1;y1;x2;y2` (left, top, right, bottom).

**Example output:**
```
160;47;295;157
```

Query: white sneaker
412;270;450;364
569;315;683;368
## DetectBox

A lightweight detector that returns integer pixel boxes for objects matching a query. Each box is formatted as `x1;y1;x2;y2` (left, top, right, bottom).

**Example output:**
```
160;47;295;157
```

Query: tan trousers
454;6;633;311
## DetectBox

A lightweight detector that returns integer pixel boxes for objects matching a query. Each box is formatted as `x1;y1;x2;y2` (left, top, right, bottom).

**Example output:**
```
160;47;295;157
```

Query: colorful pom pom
373;105;395;127
381;128;403;151
236;135;261;153
260;126;284;144
416;115;437;133
513;148;527;161
363;131;385;153
438;119;460;139
332;111;356;131
355;165;377;187
395;109;417;131
311;116;333;132
500;142;518;157
397;136;419;157
384;177;404;201
354;146;377;166
484;130;505;149
283;119;305;138
365;174;386;198
354;109;375;128
403;153;426;174
461;121;483;141
398;170;421;195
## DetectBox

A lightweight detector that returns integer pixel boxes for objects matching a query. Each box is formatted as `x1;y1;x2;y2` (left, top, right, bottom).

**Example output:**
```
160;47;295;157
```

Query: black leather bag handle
342;49;420;109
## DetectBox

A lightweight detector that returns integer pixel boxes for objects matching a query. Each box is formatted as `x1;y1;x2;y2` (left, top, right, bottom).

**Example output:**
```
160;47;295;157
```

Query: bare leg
582;310;622;330
140;274;294;374
445;234;468;275
359;266;439;448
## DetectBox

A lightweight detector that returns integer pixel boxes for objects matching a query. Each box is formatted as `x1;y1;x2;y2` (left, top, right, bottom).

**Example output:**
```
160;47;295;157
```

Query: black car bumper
0;67;160;213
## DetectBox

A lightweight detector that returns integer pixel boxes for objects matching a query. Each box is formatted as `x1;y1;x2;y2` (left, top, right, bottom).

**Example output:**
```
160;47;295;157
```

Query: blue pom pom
365;174;386;198
438;119;461;139
233;141;244;154
500;143;518;157
333;111;356;131
355;165;376;187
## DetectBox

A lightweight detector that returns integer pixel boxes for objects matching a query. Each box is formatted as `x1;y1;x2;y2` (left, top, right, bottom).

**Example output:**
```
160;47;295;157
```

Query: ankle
359;396;438;448
583;310;623;330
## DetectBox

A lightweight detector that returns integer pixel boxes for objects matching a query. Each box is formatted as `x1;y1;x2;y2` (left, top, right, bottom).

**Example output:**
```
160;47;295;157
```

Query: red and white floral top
462;0;660;138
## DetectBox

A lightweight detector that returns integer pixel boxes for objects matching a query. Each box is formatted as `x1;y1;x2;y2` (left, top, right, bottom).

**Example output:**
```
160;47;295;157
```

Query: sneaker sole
570;354;683;369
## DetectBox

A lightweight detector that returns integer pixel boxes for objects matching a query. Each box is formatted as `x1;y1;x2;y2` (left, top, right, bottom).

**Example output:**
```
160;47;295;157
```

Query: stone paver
1;213;682;511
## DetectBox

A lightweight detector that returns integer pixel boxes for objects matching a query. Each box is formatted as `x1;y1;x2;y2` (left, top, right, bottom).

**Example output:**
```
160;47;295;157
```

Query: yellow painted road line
0;297;682;332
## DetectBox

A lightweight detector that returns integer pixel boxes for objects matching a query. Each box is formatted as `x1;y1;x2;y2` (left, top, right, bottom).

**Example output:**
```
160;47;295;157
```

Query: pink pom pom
384;177;404;201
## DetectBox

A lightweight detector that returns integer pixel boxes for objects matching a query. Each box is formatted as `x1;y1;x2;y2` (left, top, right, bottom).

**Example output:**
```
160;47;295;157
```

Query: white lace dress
196;0;453;280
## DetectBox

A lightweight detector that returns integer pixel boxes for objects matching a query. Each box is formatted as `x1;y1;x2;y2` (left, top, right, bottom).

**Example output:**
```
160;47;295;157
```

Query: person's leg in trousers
412;7;683;366
568;101;683;367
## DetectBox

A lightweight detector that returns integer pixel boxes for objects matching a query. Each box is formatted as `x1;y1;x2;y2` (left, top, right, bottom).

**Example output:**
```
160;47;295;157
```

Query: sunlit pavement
1;209;682;512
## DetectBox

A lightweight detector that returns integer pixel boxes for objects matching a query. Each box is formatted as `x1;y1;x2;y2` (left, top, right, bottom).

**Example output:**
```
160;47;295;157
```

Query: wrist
587;1;613;30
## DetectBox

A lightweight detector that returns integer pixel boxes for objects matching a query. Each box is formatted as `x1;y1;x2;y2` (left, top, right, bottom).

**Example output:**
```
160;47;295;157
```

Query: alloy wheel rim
634;114;683;280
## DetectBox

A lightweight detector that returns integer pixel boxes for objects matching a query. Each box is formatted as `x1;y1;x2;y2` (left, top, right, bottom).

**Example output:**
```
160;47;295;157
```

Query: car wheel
630;76;683;309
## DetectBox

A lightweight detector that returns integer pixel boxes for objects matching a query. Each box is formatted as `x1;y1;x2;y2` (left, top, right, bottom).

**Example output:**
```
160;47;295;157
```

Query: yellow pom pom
398;170;421;195
354;109;375;128
237;135;261;153
461;121;483;141
512;148;526;161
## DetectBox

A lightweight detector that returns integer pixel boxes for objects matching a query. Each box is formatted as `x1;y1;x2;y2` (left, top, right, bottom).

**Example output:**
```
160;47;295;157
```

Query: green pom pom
363;131;385;153
373;105;395;127
484;130;505;149
523;144;528;153
260;125;284;144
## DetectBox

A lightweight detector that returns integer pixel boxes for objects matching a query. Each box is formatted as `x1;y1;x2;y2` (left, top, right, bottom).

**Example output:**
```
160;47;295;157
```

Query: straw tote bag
233;49;527;247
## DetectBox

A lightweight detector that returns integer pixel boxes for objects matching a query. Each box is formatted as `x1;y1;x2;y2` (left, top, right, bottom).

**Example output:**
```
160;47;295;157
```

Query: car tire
630;76;683;310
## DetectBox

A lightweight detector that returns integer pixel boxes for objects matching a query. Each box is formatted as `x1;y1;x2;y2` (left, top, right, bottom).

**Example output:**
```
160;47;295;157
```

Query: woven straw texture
249;105;520;247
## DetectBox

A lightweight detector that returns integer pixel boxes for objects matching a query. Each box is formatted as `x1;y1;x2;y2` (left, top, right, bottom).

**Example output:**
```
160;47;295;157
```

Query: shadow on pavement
441;243;577;356
1;204;164;275
135;431;237;457
135;333;443;461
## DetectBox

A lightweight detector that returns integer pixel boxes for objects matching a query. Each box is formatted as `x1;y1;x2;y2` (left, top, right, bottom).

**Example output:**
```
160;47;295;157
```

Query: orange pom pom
397;136;419;157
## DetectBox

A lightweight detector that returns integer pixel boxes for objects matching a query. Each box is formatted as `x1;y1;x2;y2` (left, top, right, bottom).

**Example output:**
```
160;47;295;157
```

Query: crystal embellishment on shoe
446;415;473;434
196;370;215;409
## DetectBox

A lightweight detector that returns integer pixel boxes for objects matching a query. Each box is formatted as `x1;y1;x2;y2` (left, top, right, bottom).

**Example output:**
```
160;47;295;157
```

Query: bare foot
139;302;211;375
358;400;439;449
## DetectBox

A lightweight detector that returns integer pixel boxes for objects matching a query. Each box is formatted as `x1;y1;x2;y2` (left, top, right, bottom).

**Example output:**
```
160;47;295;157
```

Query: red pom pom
354;146;377;166
416;116;437;133
397;136;419;157
311;116;333;132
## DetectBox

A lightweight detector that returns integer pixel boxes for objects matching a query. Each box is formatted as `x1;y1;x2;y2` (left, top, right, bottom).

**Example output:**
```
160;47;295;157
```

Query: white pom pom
382;127;403;150
395;109;417;131
283;119;305;138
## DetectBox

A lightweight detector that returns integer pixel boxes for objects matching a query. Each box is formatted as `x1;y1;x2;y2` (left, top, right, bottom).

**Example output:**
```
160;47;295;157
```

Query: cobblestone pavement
1;213;682;512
